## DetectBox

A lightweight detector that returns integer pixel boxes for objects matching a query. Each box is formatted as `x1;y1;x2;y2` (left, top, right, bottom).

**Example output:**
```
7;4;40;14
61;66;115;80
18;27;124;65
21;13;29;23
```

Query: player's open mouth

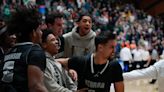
85;27;89;30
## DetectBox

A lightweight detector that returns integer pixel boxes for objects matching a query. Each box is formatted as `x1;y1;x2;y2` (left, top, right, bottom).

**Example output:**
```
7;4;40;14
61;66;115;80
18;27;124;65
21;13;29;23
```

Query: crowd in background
0;0;164;92
1;0;164;71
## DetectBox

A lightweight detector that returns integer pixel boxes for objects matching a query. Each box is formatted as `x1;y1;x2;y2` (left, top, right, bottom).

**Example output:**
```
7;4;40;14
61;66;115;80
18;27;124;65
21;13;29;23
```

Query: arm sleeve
28;46;46;71
68;56;86;74
112;61;124;82
123;65;158;81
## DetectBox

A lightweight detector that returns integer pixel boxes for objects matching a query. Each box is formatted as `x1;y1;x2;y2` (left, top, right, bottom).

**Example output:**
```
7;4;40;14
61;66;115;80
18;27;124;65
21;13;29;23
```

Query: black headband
0;26;7;36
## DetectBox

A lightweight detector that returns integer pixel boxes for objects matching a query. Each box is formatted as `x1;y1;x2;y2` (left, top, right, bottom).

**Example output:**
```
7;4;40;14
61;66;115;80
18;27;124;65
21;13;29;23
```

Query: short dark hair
7;7;41;42
45;13;63;25
76;14;92;22
42;29;53;43
95;31;116;50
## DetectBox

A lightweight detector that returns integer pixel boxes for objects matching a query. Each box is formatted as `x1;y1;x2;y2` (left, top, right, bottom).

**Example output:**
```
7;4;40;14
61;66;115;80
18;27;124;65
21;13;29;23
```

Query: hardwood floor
111;79;158;92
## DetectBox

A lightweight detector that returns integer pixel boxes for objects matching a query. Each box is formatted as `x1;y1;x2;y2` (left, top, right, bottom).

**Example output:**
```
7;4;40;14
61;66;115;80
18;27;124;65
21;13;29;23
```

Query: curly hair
7;7;42;42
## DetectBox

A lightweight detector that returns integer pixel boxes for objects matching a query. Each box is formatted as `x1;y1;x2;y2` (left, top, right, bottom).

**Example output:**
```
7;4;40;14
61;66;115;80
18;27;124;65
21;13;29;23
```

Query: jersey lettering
2;52;22;83
85;80;105;89
4;53;22;61
1;61;15;82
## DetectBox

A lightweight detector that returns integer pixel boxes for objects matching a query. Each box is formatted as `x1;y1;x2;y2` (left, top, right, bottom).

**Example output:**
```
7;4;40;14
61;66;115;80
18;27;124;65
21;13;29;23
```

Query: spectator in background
131;45;143;70
63;14;96;57
120;44;132;72
149;46;159;84
46;13;64;40
141;46;151;68
130;40;136;50
150;46;159;66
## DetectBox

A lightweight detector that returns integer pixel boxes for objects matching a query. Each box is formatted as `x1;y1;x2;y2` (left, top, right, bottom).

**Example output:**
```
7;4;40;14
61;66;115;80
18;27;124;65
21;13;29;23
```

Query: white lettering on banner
85;80;105;88
4;53;22;61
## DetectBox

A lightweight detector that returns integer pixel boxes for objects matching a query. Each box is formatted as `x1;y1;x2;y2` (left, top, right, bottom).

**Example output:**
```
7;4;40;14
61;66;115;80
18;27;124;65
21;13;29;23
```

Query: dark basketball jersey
68;54;123;92
0;42;46;92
